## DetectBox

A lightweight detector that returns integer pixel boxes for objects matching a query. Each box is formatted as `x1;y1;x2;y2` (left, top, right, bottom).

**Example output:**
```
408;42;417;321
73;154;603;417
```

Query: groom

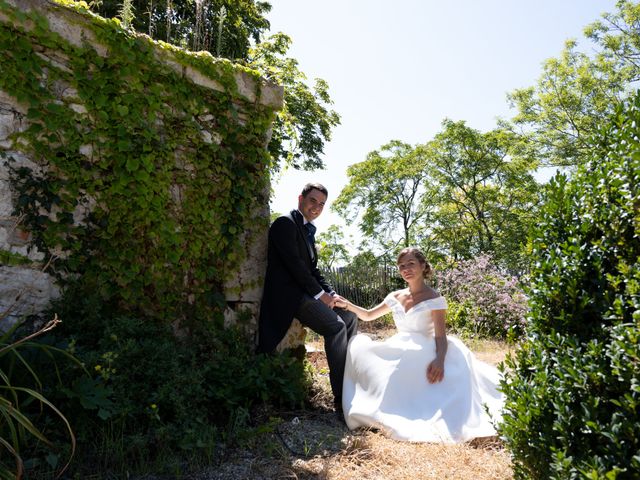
257;182;357;411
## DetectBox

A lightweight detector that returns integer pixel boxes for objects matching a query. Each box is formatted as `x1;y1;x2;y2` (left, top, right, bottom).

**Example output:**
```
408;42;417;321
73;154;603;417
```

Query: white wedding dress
342;293;504;443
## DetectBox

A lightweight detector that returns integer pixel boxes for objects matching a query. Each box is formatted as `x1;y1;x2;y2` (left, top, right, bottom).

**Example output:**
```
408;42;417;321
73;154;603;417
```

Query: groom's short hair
301;183;328;197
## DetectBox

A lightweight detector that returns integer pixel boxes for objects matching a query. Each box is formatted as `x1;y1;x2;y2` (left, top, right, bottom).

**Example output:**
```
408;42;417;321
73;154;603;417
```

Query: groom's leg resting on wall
296;295;358;406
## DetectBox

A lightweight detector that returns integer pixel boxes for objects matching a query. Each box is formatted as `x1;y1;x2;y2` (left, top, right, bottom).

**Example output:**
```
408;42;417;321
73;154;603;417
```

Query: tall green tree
422;120;539;272
247;33;340;170
332;140;431;254
505;0;640;167
316;224;350;269
334;125;539;271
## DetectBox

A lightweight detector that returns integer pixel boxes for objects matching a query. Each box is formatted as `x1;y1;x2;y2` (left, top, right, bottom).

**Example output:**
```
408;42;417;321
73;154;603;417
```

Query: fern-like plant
0;316;76;480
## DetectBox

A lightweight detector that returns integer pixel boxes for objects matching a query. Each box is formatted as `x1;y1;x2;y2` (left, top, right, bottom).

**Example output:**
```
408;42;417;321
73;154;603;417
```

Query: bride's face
397;254;425;281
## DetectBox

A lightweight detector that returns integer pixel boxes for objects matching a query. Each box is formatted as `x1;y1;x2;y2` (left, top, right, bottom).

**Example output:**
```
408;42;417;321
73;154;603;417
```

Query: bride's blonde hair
396;247;433;281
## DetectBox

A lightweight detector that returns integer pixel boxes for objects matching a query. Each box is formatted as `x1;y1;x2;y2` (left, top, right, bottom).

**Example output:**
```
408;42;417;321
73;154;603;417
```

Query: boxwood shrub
499;92;640;479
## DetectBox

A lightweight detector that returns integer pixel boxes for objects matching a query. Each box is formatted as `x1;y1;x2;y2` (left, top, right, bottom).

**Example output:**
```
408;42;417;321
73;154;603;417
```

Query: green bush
499;93;640;479
443;299;475;336
24;297;309;477
437;254;528;340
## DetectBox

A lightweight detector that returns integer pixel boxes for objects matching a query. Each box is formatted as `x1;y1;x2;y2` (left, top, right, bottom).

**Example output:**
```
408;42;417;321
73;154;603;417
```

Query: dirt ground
193;325;514;480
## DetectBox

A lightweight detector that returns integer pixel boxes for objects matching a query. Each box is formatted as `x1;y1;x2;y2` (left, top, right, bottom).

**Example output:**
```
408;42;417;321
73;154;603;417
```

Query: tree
505;0;640;167
89;0;271;59
422;120;539;272
332;140;431;254
316;224;350;269
333;127;538;271
247;33;340;171
585;0;640;71
347;250;383;271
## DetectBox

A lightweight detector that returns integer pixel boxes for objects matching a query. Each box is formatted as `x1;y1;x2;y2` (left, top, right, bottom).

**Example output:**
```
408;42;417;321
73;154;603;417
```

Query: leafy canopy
505;0;640;167
247;33;340;171
333;140;431;255
316;224;350;269
333;123;539;272
421;120;539;272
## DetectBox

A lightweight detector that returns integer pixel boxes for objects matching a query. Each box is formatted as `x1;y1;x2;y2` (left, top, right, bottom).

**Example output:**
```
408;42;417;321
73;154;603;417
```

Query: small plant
118;0;135;28
0;316;76;480
39;299;311;475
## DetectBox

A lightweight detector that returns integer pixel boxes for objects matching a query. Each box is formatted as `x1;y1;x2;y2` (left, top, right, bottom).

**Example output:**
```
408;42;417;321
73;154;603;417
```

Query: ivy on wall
0;0;278;326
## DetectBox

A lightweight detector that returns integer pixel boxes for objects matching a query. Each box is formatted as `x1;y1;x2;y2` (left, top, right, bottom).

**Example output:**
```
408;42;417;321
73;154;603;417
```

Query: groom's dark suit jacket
257;209;333;353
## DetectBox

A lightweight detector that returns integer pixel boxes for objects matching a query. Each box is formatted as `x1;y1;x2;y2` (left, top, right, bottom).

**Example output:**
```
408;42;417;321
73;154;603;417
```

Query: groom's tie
304;223;316;257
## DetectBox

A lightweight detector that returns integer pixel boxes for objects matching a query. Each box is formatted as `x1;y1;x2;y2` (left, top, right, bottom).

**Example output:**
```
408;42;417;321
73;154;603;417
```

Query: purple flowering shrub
437;254;528;339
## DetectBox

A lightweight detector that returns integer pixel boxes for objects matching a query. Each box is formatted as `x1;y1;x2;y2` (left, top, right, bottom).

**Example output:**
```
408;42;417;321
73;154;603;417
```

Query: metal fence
321;265;404;308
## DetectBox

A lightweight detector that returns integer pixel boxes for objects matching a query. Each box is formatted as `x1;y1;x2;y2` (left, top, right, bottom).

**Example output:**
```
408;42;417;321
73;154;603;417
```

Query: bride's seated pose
334;247;504;443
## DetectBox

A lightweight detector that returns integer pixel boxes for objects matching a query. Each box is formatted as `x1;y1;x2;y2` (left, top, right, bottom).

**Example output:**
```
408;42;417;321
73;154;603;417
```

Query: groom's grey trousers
295;294;358;404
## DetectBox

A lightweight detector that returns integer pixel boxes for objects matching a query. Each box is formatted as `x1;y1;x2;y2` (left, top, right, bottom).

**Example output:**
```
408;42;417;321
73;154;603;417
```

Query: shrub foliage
34;300;309;476
499;92;640;479
437;254;528;339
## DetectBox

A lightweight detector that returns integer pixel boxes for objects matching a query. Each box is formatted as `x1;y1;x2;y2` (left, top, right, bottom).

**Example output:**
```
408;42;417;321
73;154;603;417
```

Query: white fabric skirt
342;332;504;443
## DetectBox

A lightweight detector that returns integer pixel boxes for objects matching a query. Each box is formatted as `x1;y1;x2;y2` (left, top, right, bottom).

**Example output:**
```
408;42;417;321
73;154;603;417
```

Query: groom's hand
319;292;336;308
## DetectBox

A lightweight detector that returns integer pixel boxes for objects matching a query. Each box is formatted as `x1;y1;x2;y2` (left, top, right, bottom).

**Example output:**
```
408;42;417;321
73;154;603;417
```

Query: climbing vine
0;0;277;326
0;5;312;474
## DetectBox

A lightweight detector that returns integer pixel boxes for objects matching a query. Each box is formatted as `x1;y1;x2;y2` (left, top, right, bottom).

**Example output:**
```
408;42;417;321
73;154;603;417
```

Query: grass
199;329;514;480
462;337;515;366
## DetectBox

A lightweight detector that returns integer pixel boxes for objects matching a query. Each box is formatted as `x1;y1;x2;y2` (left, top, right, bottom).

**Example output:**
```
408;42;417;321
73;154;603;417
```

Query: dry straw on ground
200;333;514;480
201;420;512;480
300;432;512;480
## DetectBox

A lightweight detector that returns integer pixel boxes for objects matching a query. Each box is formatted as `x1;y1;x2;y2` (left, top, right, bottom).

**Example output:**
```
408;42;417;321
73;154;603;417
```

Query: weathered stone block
275;318;308;353
224;200;269;303
0;266;60;327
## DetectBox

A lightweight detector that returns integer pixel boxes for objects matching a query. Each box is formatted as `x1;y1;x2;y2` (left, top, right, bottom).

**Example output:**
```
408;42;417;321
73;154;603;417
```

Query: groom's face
298;188;327;222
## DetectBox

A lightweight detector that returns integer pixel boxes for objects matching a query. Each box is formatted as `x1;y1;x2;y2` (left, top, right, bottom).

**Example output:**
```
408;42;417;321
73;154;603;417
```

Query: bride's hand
426;358;444;384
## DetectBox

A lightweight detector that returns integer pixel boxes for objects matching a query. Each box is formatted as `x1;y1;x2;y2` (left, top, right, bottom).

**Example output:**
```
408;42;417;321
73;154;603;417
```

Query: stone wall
0;0;283;330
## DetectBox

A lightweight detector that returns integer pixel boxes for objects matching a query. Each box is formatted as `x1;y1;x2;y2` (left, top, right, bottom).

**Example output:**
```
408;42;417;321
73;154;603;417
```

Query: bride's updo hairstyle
397;247;433;281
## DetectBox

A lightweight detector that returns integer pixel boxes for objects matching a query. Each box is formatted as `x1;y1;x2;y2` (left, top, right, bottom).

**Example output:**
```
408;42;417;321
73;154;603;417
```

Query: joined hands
320;292;350;309
333;294;349;309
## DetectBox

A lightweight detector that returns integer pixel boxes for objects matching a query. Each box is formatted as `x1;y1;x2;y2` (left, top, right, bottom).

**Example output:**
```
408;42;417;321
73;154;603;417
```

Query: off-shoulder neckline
387;293;445;314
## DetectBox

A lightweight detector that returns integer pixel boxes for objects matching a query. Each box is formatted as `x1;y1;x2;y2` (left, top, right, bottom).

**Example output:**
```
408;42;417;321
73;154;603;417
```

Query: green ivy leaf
126;157;140;172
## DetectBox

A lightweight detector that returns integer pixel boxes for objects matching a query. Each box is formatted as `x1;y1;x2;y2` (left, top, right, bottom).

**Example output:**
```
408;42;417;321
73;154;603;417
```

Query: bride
334;247;504;443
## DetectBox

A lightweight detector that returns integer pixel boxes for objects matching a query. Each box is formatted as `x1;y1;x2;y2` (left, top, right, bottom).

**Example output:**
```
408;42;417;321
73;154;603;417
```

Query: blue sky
265;0;617;249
